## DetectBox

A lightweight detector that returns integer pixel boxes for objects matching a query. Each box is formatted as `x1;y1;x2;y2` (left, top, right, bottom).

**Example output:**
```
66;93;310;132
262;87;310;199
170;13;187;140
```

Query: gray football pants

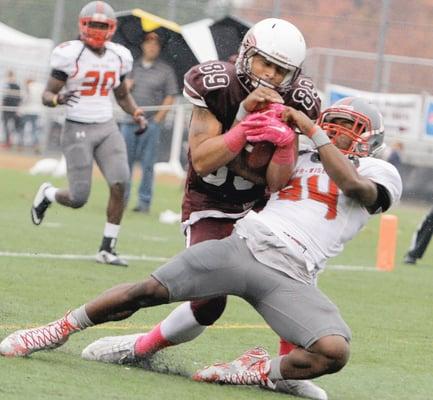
152;233;352;349
61;119;129;208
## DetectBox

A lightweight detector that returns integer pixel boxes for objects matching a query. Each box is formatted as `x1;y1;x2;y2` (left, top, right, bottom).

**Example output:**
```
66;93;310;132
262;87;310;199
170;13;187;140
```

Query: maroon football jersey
182;60;321;221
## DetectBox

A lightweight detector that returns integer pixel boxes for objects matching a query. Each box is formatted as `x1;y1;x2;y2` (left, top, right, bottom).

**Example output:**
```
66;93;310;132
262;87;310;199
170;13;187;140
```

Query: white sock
269;356;284;381
45;187;58;203
104;223;120;239
160;302;206;344
68;305;94;330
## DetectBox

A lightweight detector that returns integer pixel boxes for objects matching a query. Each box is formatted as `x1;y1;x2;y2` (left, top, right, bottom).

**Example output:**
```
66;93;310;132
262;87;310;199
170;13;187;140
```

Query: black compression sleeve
367;183;391;214
51;69;68;81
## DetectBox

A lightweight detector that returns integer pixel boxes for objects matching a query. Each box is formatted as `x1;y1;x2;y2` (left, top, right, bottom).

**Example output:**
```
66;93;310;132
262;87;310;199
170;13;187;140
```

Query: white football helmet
318;97;385;157
236;18;306;93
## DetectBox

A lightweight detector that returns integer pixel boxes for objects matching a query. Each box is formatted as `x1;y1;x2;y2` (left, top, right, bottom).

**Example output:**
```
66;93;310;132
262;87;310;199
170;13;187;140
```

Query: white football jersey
243;151;402;277
50;40;133;123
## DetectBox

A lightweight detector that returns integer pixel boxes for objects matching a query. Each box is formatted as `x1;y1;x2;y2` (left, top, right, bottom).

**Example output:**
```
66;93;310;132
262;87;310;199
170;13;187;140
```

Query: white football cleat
96;250;128;267
0;313;78;357
272;379;328;400
193;347;275;388
82;333;145;364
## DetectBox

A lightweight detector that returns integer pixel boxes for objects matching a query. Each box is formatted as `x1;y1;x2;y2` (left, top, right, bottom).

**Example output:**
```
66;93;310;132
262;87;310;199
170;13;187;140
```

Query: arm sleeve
358;157;403;213
51;69;68;81
367;183;391;214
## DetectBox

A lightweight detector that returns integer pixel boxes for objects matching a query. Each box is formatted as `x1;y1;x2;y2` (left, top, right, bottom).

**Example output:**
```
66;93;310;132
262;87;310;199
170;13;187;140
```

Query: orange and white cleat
192;347;275;389
0;313;78;357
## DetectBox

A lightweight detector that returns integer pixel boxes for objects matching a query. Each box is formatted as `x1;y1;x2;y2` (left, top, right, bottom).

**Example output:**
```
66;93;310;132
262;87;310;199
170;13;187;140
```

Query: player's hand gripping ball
240;104;295;170
244;141;276;170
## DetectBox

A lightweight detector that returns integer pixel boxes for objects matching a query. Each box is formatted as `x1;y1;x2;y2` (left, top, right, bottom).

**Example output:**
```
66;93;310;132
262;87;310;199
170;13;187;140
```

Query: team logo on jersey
76;131;86;139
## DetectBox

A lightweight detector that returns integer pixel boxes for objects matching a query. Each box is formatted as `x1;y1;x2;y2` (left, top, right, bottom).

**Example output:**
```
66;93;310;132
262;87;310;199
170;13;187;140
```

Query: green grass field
1;168;432;400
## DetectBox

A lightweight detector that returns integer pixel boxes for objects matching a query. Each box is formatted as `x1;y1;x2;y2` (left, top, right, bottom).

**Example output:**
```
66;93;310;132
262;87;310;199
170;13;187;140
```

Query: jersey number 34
278;175;339;220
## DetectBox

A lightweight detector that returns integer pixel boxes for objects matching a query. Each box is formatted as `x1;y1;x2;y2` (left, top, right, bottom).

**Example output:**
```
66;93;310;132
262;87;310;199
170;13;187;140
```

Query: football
243;141;276;170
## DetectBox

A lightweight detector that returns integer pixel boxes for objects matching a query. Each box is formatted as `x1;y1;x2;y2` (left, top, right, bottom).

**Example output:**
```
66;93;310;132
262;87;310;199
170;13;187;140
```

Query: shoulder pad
183;61;233;107
284;75;321;120
50;40;84;75
106;42;133;75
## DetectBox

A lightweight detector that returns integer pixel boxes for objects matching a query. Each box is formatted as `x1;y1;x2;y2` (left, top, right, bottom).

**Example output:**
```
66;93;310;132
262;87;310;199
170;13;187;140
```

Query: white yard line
0;322;271;331
0;251;381;271
0;251;169;263
140;235;169;242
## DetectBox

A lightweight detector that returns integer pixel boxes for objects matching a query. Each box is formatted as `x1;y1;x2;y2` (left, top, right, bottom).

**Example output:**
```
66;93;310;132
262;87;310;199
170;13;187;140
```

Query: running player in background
31;1;146;266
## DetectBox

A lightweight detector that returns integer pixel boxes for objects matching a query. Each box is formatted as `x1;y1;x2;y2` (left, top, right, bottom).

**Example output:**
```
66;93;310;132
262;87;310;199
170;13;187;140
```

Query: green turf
0;168;432;400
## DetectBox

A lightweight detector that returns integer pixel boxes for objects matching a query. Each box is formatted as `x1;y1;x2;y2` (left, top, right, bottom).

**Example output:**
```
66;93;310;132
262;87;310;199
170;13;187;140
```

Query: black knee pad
190;296;227;326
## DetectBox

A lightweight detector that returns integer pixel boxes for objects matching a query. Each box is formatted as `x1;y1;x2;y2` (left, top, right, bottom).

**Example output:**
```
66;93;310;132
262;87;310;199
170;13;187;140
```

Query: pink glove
259;103;286;120
242;114;295;147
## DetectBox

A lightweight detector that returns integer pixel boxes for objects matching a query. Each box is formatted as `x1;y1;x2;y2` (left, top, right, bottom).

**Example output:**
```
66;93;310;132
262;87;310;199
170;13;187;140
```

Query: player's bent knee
307;335;350;375
190;296;227;326
314;335;350;374
110;182;126;195
69;182;90;208
69;196;88;209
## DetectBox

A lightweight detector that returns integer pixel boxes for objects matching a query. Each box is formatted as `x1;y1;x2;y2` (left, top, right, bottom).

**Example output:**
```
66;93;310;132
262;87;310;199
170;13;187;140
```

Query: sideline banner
326;84;422;140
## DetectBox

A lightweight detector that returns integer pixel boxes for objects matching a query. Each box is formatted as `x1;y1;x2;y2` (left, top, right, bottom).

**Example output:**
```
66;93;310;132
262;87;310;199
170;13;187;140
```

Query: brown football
243;141;276;170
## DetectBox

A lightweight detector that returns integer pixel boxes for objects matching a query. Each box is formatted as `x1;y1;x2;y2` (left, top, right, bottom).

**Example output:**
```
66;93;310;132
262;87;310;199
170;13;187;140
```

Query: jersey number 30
81;71;116;96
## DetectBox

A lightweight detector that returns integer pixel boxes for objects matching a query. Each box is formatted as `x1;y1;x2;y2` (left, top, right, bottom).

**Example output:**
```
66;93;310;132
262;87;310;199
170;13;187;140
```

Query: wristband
271;145;294;165
223;124;247;154
52;95;58;107
235;101;248;121
309;126;331;149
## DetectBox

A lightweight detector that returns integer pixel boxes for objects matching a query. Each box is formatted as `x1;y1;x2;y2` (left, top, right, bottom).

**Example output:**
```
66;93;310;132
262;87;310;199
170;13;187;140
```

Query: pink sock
134;323;173;356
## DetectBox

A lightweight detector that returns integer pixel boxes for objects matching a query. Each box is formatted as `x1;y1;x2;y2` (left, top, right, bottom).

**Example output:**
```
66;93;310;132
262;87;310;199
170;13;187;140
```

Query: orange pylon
376;214;398;271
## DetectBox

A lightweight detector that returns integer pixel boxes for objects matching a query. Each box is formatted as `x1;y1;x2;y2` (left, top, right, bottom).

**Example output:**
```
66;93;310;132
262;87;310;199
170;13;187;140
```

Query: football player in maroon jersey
79;17;324;399
89;18;323;398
